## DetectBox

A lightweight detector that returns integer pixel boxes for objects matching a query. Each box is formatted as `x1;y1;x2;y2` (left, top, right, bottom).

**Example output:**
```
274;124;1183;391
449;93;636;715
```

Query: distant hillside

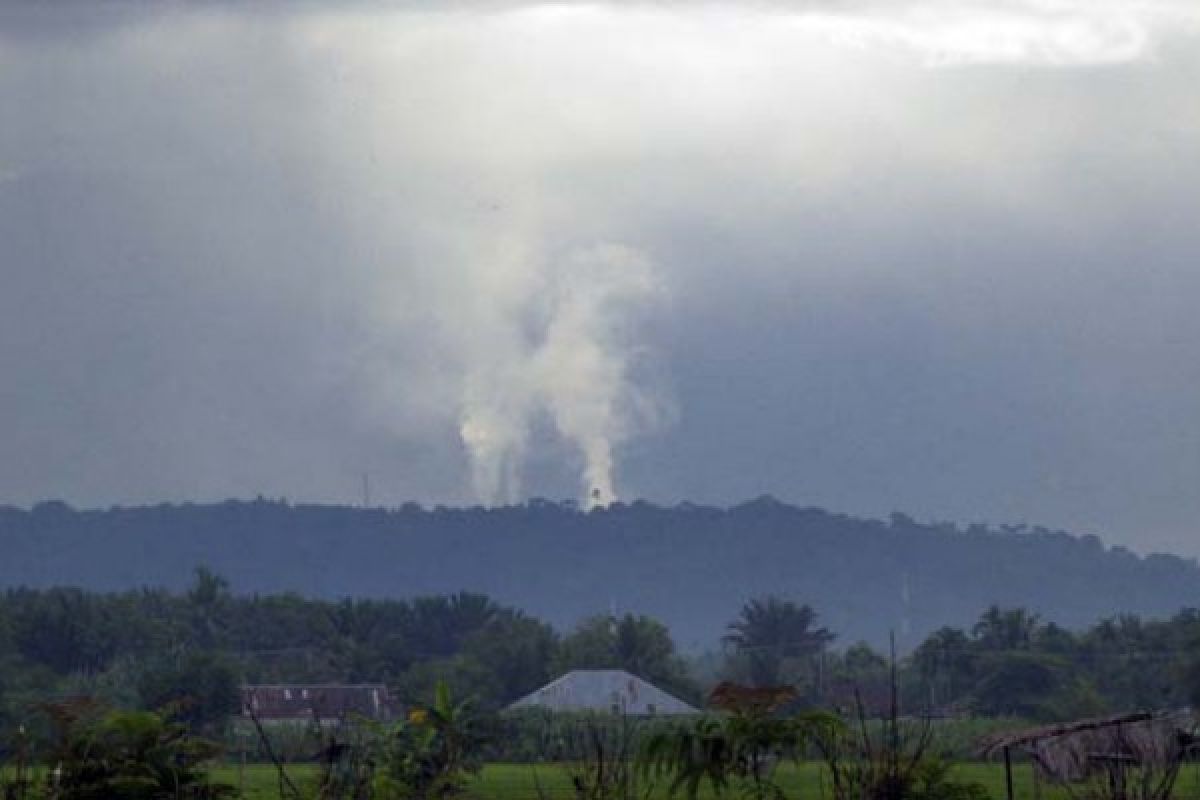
1;497;1196;650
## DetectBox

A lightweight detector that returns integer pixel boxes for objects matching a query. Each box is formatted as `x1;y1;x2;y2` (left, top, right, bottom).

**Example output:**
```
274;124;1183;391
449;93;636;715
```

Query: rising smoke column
458;367;531;506
454;228;543;506
534;244;662;507
458;243;664;509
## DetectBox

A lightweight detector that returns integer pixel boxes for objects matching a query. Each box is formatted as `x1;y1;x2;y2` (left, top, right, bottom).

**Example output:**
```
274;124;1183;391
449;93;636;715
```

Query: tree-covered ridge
0;497;1196;647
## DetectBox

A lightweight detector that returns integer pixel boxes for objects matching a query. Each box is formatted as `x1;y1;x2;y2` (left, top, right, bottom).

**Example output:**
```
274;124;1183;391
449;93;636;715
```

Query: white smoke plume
458;244;663;509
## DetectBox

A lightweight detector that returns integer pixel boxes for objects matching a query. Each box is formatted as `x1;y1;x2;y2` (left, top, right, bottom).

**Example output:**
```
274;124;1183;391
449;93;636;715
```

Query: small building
241;684;398;725
507;669;698;715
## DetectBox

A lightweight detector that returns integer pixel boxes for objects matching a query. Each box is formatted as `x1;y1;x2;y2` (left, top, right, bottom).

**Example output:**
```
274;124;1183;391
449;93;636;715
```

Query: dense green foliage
0;571;697;736
640;706;838;799
904;606;1200;719
3;699;233;799
3;570;1200;746
722;598;835;691
639;664;988;800
312;681;487;800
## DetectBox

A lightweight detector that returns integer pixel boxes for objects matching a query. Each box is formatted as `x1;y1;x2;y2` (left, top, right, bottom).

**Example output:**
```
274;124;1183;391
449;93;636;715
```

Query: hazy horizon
3;2;1200;556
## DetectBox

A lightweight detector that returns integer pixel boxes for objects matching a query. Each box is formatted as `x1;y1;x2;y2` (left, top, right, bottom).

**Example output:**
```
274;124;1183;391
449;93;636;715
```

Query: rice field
207;760;1200;800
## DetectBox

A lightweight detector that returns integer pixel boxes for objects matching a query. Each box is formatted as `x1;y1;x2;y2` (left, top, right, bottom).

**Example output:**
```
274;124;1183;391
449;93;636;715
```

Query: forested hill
1;497;1196;650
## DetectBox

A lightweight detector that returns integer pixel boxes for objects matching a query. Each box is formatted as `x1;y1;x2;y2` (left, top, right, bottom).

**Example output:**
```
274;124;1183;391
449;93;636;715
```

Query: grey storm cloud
1;1;1199;552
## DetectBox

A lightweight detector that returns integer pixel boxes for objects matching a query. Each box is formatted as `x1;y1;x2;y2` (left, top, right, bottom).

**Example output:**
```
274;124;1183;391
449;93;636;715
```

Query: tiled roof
241;684;397;721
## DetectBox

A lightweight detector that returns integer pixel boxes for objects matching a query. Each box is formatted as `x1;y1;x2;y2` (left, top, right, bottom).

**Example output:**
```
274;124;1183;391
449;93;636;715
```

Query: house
241;684;398;724
507;669;698;715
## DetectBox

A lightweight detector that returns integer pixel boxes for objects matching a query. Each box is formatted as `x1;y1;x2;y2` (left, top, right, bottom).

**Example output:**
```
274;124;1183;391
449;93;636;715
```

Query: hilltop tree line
4;497;1200;647
3;571;1200;738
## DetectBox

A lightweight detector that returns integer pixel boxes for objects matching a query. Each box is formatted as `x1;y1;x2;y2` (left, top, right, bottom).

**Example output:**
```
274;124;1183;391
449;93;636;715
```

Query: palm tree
408;592;499;657
557;613;693;696
910;626;974;709
723;597;834;687
971;606;1040;651
614;614;674;679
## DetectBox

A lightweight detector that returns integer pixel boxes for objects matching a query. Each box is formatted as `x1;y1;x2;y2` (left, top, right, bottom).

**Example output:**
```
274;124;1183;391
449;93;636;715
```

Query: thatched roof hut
978;710;1197;800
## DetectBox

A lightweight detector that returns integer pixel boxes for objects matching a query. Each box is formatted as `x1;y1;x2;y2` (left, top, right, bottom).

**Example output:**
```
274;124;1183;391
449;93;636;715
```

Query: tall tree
972;606;1039;651
187;567;230;649
909;626;974;710
557;613;694;698
460;611;559;704
723;597;834;687
407;593;499;658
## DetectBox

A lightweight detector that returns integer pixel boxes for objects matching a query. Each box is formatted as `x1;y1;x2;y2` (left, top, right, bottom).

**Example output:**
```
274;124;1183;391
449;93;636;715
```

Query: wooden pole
1004;746;1015;800
1031;741;1042;800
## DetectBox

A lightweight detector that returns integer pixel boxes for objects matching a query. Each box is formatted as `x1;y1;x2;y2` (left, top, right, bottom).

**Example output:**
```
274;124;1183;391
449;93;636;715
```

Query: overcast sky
2;1;1199;555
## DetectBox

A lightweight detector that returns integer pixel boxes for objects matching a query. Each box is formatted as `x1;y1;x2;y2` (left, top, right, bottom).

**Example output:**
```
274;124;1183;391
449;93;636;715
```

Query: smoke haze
458;242;663;506
2;1;1199;551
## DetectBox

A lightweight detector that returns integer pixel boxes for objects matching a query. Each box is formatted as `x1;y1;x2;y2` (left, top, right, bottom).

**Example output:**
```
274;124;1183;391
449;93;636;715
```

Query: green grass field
8;761;1200;799
208;761;1200;800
